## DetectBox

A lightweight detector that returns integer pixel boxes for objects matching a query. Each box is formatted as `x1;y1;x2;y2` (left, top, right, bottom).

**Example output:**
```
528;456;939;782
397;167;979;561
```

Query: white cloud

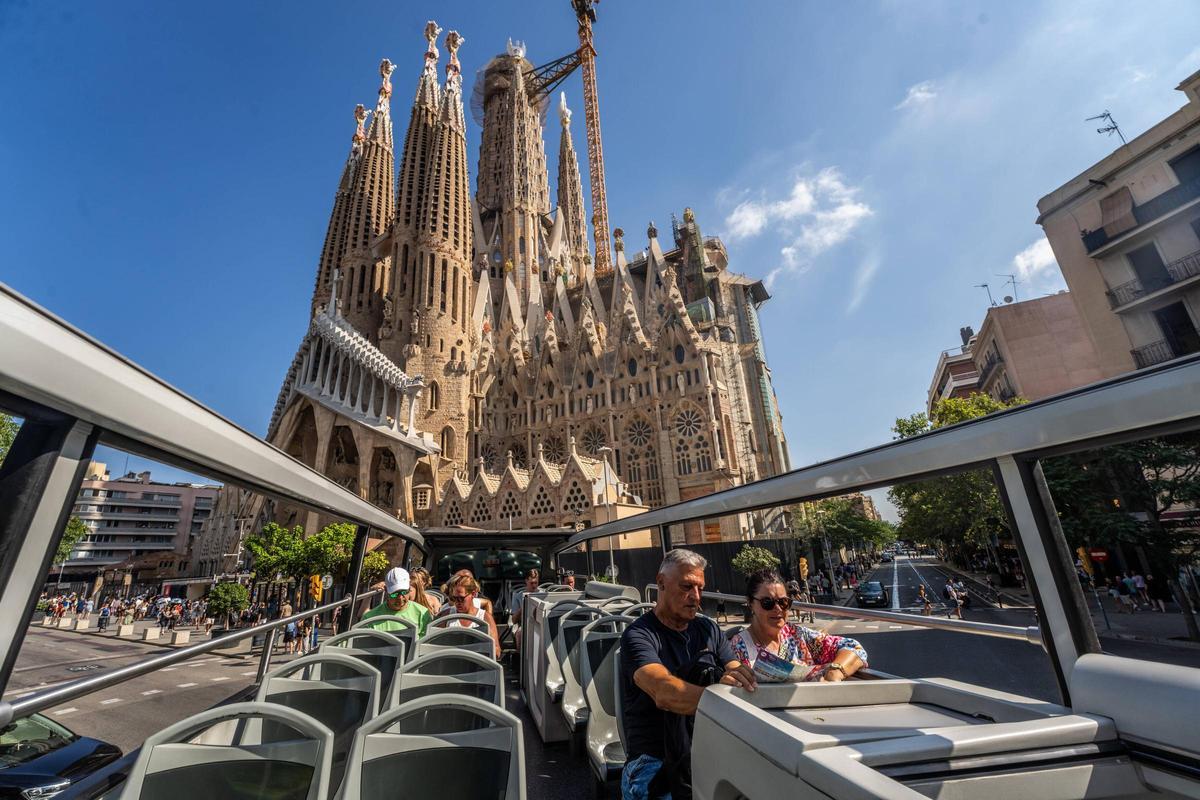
723;168;873;289
895;80;938;110
847;253;882;313
1011;237;1056;282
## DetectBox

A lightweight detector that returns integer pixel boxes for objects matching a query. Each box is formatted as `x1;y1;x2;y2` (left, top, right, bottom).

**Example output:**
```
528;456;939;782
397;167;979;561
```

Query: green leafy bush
206;582;250;623
730;545;781;576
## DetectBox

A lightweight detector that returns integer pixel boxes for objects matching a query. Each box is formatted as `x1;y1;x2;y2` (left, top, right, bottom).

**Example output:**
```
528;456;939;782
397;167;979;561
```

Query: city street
7;626;262;751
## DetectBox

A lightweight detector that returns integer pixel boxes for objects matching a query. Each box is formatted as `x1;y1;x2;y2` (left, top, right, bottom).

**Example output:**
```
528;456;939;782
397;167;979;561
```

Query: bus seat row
119;609;517;800
120;694;525;800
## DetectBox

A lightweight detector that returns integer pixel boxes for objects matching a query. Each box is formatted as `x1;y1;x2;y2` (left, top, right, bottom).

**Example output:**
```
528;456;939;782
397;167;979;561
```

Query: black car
855;580;890;608
0;713;121;799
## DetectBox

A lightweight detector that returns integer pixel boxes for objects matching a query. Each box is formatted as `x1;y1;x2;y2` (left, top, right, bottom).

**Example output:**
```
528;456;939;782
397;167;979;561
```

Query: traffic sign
321;574;333;589
1088;549;1109;563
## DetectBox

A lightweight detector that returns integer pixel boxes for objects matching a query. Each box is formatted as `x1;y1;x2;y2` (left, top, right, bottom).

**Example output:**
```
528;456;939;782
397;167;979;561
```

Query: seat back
352;614;419;663
598;596;636;612
339;695;526;800
321;629;406;705
425;589;446;604
417;616;494;659
256;652;380;790
120;702;332;800
580;616;631;779
556;605;604;731
620;602;655;618
391;650;504;719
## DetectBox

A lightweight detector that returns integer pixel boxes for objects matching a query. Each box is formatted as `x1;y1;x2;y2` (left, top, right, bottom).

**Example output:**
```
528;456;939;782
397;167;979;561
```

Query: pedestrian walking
98;603;110;632
917;585;932;616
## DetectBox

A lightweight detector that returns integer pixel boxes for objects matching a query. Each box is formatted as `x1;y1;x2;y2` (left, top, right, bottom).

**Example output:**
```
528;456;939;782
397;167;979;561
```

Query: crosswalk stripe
100;698;123;705
241;671;258;677
141;689;161;696
177;682;197;688
53;707;77;715
211;676;230;682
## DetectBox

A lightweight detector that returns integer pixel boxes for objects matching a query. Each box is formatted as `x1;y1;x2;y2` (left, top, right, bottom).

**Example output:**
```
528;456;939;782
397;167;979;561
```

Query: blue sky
3;2;1199;516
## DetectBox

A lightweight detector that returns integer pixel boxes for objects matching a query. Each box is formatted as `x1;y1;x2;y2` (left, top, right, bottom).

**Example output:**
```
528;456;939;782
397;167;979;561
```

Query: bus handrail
6;589;381;721
698;590;1042;646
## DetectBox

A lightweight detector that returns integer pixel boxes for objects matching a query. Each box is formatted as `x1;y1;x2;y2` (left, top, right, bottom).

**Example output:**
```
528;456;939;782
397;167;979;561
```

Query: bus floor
503;665;595;798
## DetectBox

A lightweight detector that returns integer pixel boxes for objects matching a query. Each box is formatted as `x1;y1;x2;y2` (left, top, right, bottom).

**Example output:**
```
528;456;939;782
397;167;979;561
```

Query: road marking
161;667;177;672
866;625;880;629
177;682;197;688
53;707;77;715
888;625;904;629
241;671;258;677
210;676;230;682
100;698;123;705
891;559;901;610
141;689;161;696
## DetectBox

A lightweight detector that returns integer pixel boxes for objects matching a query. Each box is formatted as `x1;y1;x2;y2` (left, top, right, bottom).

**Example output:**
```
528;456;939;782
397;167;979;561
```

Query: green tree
206;582;250;626
244;521;360;605
888;394;1022;552
0;412;19;467
731;545;781;577
55;516;89;566
801;497;897;550
361;549;390;587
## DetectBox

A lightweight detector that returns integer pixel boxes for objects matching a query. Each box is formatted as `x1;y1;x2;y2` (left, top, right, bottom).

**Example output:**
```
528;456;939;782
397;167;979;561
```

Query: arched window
440;426;456;459
427;382;440;411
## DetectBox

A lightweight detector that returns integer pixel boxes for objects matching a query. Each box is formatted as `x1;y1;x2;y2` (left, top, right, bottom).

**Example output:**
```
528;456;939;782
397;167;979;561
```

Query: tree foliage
206;581;250;621
55;516;89;565
888;394;1021;547
731;545;781;577
245;521;358;584
796;497;897;549
0;412;19;467
361;550;390;587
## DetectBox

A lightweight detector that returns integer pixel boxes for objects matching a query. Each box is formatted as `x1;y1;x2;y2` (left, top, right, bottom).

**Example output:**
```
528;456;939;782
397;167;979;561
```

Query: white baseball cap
384;567;411;593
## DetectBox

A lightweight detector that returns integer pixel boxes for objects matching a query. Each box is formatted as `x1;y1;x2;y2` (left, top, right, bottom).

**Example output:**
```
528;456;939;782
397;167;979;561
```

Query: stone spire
397;21;443;237
556;92;590;284
334;58;397;339
310;104;369;314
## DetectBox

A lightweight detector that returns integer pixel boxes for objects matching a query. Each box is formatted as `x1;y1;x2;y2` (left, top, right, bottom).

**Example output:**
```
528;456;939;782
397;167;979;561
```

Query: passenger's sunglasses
450;594;472;603
753;596;790;611
388;590;409;599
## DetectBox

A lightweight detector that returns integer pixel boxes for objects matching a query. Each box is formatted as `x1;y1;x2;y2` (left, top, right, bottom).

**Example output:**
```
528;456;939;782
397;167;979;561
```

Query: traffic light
308;574;323;602
798;557;809;580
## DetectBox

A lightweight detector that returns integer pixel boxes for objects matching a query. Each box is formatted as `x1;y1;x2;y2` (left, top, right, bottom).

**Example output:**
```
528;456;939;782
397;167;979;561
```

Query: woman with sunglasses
730;568;867;682
435;573;501;658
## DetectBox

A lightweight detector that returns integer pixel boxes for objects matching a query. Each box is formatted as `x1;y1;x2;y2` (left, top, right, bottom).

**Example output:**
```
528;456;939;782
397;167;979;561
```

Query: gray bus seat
580;615;632;785
256;652;381;790
337;694;526;800
621;602;655;618
120;701;333;800
599;596;636;611
425;589;446;604
542;599;591;704
351;615;418;663
557;606;605;732
417;615;494;659
389;649;504;715
321;629;406;706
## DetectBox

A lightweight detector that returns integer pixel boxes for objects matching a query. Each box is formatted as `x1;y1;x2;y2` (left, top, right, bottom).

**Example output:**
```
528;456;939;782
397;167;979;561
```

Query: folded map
753;647;813;683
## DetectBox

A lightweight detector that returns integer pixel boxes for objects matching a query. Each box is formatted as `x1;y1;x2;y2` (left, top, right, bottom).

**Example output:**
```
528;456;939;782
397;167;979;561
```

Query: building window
427;382;440;411
414;487;432;510
440;426;456;459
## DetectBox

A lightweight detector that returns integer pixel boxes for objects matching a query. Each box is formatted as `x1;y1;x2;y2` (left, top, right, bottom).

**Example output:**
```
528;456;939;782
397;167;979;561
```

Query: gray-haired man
619;549;756;800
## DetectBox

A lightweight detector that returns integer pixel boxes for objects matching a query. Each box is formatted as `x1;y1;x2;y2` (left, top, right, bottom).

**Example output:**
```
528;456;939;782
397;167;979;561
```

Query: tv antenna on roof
996;273;1021;302
975;283;997;307
1086;110;1127;145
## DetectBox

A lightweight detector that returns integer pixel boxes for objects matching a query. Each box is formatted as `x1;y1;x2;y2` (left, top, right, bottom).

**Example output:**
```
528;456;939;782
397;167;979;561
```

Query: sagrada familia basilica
198;20;789;568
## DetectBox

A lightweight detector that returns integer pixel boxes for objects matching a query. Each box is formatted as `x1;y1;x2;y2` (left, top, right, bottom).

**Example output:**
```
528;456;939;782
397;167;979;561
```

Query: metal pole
255;628;277;684
1092;585;1111;631
345;524;369;624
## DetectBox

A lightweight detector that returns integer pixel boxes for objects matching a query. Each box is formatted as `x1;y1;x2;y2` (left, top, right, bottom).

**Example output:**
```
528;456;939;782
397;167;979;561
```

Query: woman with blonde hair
435;572;501;658
409;566;441;614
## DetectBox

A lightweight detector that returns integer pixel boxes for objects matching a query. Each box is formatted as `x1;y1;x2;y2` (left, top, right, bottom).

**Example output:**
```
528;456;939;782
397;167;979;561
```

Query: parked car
0;713;121;798
854;580;890;608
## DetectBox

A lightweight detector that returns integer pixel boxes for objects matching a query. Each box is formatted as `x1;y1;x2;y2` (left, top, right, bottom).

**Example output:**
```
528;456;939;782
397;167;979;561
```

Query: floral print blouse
730;623;868;679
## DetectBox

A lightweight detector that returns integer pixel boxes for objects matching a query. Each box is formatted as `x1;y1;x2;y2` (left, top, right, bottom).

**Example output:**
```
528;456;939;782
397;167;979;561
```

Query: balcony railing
977;353;1003;386
1106;248;1200;309
1082;174;1200;253
1132;339;1176;369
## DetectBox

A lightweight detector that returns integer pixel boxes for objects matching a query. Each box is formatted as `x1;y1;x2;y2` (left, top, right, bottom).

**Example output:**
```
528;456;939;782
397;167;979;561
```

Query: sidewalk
31;615;340;654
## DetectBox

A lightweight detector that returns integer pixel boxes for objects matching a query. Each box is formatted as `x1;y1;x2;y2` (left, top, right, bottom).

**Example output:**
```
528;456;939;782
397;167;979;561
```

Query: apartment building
1038;68;1200;374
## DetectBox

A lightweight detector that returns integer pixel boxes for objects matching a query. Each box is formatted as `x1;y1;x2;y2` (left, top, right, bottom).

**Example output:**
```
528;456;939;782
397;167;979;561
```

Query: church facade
262;21;789;546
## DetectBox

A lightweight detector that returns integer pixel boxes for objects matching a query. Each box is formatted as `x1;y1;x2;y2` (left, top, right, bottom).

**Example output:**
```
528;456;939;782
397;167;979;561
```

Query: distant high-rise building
1038;68;1200;375
264;22;791;543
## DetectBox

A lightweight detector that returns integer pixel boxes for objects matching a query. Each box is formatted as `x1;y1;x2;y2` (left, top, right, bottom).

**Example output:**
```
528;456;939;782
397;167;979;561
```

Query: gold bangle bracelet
826;662;847;674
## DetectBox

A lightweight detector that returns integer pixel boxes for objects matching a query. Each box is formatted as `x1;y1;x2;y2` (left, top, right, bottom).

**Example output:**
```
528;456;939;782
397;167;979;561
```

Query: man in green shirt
360;567;431;637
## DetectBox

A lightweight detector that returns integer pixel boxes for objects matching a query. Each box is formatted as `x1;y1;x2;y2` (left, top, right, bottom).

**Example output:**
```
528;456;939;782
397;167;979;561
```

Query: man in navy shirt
620;549;756;800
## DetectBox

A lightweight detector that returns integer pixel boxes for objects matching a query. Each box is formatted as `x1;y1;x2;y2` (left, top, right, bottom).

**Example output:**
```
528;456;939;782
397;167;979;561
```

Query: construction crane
524;0;613;276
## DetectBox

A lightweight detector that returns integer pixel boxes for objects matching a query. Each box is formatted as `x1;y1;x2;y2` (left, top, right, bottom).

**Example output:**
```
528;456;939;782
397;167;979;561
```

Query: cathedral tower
474;41;552;304
388;29;475;478
310;104;367;316
555;92;590;284
335;59;396;340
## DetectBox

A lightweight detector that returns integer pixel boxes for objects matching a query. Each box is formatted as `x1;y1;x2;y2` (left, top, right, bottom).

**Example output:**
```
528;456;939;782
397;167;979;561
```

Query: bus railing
9;589;381;720
640;585;1042;647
